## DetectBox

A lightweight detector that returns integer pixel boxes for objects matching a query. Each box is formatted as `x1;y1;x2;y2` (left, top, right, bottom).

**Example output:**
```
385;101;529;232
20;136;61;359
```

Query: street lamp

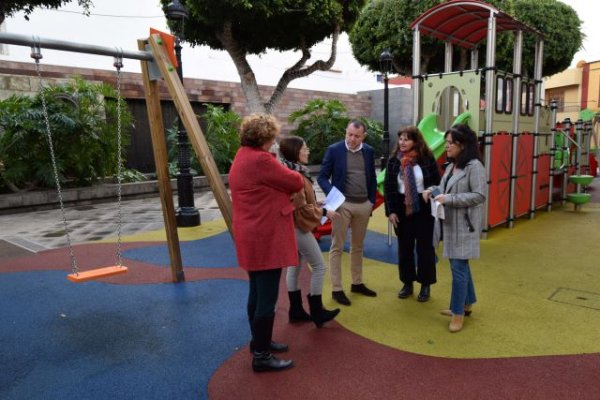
379;49;393;171
165;0;200;227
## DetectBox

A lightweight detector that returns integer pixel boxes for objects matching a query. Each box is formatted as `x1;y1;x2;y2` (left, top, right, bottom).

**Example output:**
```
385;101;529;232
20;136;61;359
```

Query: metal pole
574;119;583;211
173;35;200;227
383;74;393;247
443;42;453;129
412;28;421;125
529;39;544;219
508;30;523;227
561;118;571;205
482;12;497;237
548;100;557;211
382;73;389;171
0;32;152;61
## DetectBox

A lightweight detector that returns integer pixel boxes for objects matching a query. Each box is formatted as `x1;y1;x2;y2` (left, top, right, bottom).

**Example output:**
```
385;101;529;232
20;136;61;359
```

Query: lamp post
165;0;200;227
379;49;393;171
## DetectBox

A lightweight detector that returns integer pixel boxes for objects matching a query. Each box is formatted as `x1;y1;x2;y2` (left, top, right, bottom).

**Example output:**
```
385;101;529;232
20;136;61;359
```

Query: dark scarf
398;150;420;216
282;159;312;182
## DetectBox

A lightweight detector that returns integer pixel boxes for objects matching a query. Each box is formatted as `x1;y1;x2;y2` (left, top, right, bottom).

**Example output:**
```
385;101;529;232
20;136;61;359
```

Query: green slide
418;111;472;159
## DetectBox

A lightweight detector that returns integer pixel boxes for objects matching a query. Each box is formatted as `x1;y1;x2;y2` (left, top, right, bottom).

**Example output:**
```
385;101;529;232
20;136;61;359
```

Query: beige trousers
329;200;373;291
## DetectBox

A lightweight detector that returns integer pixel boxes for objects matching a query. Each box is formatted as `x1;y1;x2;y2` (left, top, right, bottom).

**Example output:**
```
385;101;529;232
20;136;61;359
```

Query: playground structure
410;0;598;233
317;0;598;241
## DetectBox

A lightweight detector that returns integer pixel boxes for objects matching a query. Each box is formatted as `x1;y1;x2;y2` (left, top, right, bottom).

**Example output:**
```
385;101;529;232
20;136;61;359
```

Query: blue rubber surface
0;271;249;400
122;230;399;269
123;232;239;268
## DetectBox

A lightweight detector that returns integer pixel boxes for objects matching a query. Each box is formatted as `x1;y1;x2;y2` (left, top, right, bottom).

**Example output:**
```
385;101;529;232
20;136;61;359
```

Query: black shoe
249;341;289;353
332;290;351;306
350;283;377;297
417;284;430;302
397;283;413;299
252;351;294;372
308;294;340;328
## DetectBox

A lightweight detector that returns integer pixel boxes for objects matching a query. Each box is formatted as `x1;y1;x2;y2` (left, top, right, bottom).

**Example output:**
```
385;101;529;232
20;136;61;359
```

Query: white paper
431;200;445;220
320;186;346;224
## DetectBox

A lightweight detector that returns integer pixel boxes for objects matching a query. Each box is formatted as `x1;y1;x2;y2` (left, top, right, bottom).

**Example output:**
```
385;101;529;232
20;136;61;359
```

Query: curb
0;175;228;214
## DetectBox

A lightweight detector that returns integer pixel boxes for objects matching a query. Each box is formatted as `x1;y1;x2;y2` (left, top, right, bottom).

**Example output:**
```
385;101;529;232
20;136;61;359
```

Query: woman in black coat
384;126;441;302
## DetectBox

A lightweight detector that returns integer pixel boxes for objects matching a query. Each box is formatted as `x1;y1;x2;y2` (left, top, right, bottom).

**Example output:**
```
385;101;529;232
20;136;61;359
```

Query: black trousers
394;196;437;285
247;268;282;319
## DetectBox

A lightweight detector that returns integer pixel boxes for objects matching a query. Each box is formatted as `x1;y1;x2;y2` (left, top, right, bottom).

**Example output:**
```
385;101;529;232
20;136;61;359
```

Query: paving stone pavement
0;188;223;251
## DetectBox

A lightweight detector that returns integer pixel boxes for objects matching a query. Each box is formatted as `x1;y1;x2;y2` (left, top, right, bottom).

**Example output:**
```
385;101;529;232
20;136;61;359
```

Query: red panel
536;154;551;209
488;134;511;227
514;134;533;217
590;154;598;177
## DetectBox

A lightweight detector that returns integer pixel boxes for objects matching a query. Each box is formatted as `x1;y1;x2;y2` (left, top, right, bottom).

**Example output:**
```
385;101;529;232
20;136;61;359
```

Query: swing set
0;30;233;283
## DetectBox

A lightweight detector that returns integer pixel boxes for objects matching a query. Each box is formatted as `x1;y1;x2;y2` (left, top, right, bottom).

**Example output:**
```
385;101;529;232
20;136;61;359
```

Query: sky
0;0;599;94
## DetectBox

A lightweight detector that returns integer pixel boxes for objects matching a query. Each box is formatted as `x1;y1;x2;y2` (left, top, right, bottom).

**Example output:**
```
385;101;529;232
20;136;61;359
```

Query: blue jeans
449;259;477;315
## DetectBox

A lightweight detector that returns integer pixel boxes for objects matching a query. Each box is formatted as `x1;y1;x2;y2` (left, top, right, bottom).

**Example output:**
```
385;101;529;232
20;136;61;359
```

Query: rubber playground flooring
1;194;600;399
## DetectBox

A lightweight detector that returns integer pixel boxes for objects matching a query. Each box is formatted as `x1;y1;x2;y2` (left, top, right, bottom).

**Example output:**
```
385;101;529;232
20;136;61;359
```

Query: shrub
0;77;133;191
166;104;241;175
288;99;383;164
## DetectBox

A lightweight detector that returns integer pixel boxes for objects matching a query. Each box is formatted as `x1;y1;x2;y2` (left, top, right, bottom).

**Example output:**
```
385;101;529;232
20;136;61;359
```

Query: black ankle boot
288;290;311;323
252;351;294;372
307;294;340;328
398;283;413;299
417;284;430;302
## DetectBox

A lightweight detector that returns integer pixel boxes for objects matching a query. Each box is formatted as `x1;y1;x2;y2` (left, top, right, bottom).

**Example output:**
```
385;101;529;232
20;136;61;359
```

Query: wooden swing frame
0;30;233;283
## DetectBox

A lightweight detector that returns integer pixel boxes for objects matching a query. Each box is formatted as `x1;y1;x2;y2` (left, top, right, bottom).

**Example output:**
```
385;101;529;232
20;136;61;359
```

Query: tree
349;0;442;76
349;0;583;78
0;1;92;25
161;0;367;114
495;0;583;77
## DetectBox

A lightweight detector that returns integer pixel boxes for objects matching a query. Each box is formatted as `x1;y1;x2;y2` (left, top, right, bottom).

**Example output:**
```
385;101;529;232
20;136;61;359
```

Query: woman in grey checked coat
424;124;486;333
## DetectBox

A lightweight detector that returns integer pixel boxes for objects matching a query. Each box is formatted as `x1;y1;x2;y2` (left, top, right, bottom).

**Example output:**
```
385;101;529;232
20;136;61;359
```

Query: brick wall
0;60;371;133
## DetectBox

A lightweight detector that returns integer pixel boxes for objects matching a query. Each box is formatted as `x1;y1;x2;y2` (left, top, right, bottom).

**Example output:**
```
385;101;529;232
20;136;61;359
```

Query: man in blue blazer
318;119;378;306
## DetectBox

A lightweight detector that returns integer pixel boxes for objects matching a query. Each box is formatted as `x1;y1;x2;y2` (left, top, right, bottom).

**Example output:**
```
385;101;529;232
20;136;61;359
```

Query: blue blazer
317;140;377;204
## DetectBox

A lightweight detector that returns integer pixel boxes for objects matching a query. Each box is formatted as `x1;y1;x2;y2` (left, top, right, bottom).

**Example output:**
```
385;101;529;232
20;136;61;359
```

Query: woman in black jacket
384;126;441;302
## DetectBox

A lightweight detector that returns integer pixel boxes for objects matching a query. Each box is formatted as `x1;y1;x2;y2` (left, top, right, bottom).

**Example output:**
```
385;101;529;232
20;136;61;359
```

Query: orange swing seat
67;266;128;283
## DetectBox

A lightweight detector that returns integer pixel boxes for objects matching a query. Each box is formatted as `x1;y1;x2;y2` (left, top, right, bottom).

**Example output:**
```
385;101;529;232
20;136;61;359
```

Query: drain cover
549;287;600;310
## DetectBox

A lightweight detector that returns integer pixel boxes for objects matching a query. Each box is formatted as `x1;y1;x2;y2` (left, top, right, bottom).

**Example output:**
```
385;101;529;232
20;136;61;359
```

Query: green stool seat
566;193;592;205
568;175;594;186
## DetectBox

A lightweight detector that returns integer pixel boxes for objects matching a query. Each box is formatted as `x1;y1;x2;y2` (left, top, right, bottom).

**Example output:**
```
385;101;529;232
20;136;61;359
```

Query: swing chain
32;42;79;274
114;49;124;267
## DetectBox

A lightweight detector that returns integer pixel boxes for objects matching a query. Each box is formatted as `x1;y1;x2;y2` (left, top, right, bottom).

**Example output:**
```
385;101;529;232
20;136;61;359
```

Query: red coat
229;146;304;271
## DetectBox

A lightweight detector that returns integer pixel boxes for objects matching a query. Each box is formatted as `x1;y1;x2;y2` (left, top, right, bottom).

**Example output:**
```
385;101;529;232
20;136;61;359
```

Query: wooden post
147;34;233;235
138;39;185;283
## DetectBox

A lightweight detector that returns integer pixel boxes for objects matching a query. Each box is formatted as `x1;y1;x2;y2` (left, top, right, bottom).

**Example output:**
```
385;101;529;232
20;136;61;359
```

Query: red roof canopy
410;0;541;49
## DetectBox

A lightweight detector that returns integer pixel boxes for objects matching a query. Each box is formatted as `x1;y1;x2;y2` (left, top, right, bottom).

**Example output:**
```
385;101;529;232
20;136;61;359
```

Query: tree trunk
217;22;266;114
217;22;340;115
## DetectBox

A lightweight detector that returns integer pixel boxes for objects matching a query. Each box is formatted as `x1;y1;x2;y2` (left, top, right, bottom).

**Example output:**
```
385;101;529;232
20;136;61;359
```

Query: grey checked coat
431;159;486;259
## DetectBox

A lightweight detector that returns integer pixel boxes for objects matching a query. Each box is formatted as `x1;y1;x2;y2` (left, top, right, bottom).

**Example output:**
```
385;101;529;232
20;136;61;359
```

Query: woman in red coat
229;114;304;372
